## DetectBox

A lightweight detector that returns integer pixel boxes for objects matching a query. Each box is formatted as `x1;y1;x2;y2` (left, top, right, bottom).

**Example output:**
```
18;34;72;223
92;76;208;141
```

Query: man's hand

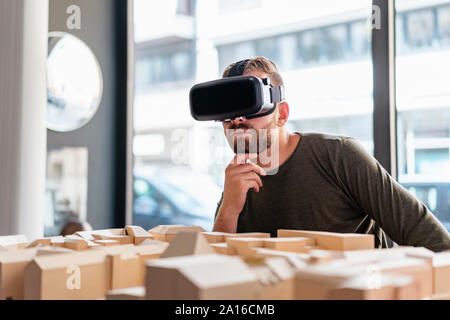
213;153;266;233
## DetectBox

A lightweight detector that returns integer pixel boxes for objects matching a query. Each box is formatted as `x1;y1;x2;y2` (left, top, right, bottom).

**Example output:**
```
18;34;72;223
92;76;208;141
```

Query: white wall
0;0;48;239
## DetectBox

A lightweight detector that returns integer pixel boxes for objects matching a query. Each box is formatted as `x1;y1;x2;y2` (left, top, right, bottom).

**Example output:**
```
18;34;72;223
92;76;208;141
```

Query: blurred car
133;167;222;231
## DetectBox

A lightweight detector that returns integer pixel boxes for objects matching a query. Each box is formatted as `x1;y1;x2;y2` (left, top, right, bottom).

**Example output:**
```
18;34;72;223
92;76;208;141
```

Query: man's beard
225;122;276;154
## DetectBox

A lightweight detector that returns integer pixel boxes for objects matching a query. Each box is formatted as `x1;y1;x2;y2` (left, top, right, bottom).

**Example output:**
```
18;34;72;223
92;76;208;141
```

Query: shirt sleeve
334;137;450;252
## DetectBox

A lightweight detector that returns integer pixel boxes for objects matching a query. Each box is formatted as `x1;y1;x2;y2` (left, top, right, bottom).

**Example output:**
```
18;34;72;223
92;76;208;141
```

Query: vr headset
189;70;285;122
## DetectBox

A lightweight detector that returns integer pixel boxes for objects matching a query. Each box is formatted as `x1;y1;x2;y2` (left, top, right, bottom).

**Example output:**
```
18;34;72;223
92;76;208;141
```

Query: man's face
222;70;279;154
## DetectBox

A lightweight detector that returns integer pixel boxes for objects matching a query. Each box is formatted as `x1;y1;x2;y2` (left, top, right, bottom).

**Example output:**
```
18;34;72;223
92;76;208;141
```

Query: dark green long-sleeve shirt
215;132;450;252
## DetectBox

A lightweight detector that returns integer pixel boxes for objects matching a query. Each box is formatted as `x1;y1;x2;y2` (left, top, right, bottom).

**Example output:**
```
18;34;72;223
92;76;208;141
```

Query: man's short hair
222;56;284;87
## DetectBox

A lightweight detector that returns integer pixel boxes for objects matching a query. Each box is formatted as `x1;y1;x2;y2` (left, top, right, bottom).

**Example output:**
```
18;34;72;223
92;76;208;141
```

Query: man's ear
276;102;289;127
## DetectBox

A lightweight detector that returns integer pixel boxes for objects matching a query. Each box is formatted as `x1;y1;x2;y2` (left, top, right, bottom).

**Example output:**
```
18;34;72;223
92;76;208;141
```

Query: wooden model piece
24;247;153;300
0;248;37;300
278;229;374;251
106;286;145;300
94;240;120;247
50;236;65;247
369;257;432;299
148;225;206;242
36;246;74;256
0;235;28;251
201;232;270;244
26;238;51;248
201;232;231;243
160;231;216;258
295;265;367;299
24;250;110;300
262;237;310;253
91;232;134;245
226;237;266;256
90;241;169;284
308;250;334;264
146;254;259;300
125;225;154;244
64;235;89;251
252;248;310;269
245;257;296;300
222;232;270;241
328;274;419;300
136;239;162;246
211;243;237;255
432;251;450;295
108;252;141;290
75;228;126;241
314;255;432;299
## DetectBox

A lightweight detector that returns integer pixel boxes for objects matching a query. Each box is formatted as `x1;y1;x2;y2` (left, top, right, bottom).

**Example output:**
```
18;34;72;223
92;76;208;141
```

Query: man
213;56;450;252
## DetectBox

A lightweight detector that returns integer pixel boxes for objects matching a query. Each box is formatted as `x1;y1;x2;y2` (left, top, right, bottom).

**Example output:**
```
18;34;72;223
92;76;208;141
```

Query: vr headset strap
270;85;286;103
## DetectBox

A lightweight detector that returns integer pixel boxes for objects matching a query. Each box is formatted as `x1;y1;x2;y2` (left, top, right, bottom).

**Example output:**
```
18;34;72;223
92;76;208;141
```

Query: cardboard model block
246;257;296;300
201;232;232;243
318;246;434;266
252;248;310;269
0;235;28;250
24;250;110;300
294;266;361;299
323;255;433;299
146;254;259;300
277;230;316;245
378;257;432;299
0;248;37;300
136;239;161;247
92;234;134;245
226;237;266;256
36;246;74;256
432;251;450;295
222;233;270;241
50;236;65;247
89;241;169;284
160;231;216;258
27;238;51;248
277;229;374;251
1;246;70;300
263;237;309;253
211;243;237;255
64;235;89;251
108;252;141;290
148;225;206;242
308;250;334;264
430;292;450;300
148;224;185;235
134;236;155;245
125;225;151;237
305;245;325;252
328;274;419;300
226;237;265;248
106;286;145;300
75;228;126;241
126;225;154;245
134;242;170;283
94;240;120;247
90;241;168;260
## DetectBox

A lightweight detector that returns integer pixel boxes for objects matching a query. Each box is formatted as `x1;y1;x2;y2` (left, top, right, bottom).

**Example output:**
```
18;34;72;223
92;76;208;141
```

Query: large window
396;1;450;231
132;0;378;231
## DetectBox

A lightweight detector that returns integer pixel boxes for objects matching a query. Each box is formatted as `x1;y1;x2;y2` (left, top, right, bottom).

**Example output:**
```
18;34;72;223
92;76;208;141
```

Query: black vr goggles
189;60;285;121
